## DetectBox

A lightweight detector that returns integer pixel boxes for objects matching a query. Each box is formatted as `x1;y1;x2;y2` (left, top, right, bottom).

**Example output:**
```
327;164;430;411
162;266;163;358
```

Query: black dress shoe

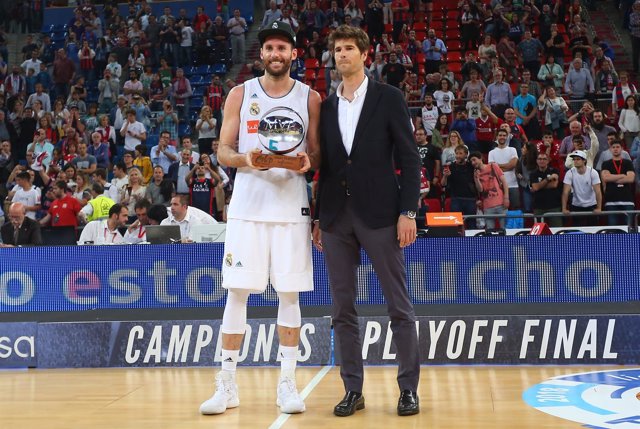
333;391;365;417
397;390;419;416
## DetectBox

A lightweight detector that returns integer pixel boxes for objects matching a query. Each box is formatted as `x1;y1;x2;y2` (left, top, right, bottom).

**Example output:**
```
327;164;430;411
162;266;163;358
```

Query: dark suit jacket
317;79;421;230
1;217;43;246
167;162;194;189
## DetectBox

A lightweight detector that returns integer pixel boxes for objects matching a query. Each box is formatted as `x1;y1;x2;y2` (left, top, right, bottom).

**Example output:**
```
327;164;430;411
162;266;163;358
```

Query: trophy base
251;152;304;170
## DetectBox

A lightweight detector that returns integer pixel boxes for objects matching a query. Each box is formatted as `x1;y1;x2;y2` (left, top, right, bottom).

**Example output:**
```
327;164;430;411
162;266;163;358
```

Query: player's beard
264;56;292;78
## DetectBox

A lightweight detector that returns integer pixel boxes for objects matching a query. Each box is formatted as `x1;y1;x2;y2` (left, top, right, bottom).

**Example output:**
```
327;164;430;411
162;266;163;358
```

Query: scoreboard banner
1;234;639;313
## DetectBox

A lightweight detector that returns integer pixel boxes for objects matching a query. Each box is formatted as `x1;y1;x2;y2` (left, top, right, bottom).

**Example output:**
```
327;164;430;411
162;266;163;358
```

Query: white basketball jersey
228;77;311;223
421;105;438;136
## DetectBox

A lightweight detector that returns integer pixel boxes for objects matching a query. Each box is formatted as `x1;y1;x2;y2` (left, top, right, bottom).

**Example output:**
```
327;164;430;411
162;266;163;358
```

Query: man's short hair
328;25;370;54
175;194;189;206
148;204;169;223
610;140;623;147
94;168;107;180
16;171;30;181
134;198;151;211
454;144;469;154
543;130;553;137
497;129;508;136
607;131;618;138
468;151;483;161
135;144;147;156
109;203;125;217
572;135;584;142
160;130;171;138
115;161;127;171
126;109;136;116
92;183;104;194
54;180;67;191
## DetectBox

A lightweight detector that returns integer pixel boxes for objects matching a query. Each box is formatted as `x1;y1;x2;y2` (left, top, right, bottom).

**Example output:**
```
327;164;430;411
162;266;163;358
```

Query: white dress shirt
160;206;217;239
337;76;368;155
78;219;124;245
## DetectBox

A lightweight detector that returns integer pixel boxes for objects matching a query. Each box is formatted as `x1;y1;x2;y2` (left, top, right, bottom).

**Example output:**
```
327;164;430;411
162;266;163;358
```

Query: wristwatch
400;210;417;219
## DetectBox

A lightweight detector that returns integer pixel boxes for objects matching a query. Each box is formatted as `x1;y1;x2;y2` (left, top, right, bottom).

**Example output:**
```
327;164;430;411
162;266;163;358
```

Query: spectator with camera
186;160;222;218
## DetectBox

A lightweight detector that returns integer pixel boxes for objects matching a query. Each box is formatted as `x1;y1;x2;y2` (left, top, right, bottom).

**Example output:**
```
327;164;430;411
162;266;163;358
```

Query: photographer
185;161;221;218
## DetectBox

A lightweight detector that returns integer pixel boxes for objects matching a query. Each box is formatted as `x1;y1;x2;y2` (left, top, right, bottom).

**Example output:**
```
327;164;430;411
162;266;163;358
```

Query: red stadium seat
445;28;459;40
446;40;462;51
446;51;462;62
416;53;426;64
445;18;459;29
384;24;393;34
314;79;327;92
304;58;320;69
305;69;316;81
448;61;462;73
415;30;427;40
413;22;427;31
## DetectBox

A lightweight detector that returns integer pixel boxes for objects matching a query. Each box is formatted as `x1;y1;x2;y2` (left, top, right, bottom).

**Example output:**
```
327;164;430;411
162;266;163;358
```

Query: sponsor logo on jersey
247;120;259;134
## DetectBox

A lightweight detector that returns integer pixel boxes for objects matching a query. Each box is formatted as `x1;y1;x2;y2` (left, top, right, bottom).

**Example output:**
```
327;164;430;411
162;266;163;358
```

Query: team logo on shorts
258;106;306;155
225;253;233;267
523;369;640;428
249;102;260;116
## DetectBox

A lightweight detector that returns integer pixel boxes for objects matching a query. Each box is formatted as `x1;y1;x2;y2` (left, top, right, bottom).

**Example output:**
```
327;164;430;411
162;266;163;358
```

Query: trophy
250;106;306;170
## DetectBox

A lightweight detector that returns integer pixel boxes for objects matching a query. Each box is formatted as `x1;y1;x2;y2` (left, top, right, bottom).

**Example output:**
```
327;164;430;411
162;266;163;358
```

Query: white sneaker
276;377;306;414
199;371;240;415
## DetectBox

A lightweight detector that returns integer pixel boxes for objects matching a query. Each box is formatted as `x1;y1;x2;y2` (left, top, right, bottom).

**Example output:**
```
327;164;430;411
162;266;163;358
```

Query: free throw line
268;365;333;429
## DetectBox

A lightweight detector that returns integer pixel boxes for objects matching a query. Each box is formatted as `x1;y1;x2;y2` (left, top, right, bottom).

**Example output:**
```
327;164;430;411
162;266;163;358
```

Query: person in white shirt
488;128;520;209
78;204;129;245
178;20;195;67
120;109;147;151
160;195;217;240
110;161;129;201
562;150;602;226
10;171;41;220
21;50;42;75
123;199;151;244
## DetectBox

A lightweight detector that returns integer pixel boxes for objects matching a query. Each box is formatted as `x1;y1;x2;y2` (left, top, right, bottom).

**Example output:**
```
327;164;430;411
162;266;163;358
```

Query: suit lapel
350;80;381;154
327;94;348;157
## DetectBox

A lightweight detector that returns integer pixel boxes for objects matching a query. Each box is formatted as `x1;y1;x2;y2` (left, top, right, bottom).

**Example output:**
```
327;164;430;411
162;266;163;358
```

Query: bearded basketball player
199;21;321;415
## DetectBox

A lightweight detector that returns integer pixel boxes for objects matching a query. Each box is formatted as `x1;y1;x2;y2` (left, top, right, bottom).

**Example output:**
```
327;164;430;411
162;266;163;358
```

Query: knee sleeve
221;289;251;334
277;291;301;328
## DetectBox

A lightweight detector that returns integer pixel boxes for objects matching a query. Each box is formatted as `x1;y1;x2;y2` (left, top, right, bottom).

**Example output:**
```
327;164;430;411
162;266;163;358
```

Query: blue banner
0;234;638;313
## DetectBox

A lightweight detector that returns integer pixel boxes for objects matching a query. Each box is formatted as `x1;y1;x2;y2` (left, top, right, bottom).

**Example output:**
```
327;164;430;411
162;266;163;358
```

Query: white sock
221;349;240;373
279;345;298;380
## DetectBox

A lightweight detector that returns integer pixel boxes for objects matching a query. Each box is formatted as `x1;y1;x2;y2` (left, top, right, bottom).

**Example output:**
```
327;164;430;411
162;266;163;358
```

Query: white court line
268;365;333;429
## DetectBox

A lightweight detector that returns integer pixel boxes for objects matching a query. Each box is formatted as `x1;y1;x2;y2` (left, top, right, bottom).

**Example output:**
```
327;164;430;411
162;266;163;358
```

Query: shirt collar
337;76;368;102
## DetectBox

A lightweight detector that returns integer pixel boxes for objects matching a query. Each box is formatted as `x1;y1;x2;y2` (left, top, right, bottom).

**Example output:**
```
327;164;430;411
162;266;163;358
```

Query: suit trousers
321;198;420;393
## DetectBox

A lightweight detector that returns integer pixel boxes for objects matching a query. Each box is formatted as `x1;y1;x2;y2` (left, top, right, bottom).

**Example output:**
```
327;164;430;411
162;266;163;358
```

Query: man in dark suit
167;148;194;195
313;25;422;417
1;202;42;246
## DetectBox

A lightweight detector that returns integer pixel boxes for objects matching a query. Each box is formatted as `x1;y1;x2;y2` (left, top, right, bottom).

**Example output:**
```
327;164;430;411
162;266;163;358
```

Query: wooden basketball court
0;365;616;428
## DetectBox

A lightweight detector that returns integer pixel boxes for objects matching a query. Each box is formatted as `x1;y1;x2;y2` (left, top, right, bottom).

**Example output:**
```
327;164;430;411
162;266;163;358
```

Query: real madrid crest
225;253;233;267
250;102;260;116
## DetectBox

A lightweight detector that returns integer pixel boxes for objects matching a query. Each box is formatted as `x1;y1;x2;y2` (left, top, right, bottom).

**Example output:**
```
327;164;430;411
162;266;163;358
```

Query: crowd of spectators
0;0;244;244
2;0;640;245
276;0;638;229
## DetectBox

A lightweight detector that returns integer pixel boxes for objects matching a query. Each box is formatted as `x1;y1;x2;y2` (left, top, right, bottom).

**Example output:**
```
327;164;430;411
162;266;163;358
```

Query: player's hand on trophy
296;152;311;173
245;149;270;170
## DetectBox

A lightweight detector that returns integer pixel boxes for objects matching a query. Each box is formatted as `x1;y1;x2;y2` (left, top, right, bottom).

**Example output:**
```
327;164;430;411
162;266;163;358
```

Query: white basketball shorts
221;219;313;293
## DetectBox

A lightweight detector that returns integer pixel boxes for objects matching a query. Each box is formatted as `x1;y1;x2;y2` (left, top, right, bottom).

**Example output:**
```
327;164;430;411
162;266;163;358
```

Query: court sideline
0;365;609;429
